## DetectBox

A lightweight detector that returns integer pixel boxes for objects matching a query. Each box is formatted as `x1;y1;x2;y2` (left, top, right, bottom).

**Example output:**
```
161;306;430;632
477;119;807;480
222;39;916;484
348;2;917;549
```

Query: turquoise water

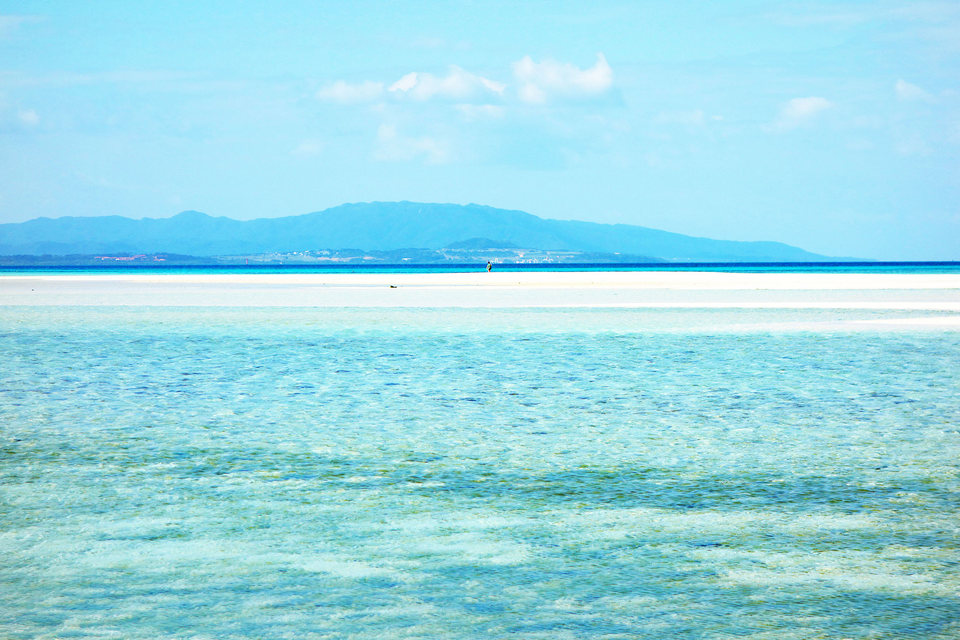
2;307;959;638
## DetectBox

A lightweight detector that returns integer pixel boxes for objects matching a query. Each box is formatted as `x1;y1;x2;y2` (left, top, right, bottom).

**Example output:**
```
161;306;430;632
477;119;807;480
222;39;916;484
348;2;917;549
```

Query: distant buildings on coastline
94;254;166;262
220;247;664;265
1;247;664;267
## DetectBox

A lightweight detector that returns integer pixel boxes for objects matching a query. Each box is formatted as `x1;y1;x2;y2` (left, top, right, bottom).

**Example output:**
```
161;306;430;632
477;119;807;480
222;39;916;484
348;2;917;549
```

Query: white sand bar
2;271;960;313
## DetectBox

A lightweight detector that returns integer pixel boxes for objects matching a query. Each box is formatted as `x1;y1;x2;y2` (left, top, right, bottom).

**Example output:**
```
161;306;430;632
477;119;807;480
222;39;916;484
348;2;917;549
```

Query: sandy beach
2;271;960;312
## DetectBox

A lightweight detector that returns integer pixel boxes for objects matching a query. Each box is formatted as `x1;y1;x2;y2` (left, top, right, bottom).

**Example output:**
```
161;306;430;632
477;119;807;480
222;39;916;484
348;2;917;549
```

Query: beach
4;271;960;314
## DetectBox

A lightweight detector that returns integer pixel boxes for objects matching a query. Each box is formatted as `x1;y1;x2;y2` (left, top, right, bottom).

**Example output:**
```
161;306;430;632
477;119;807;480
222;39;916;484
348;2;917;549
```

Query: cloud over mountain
388;66;505;101
769;96;833;131
513;53;613;104
317;54;614;107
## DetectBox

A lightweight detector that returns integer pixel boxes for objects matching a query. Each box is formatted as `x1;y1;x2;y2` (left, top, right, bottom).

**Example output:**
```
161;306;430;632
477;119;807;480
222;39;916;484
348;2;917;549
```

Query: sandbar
1;272;959;318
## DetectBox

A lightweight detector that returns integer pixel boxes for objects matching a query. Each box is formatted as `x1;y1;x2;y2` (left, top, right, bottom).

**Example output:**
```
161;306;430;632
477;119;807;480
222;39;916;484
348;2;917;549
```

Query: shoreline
2;272;960;314
5;270;960;286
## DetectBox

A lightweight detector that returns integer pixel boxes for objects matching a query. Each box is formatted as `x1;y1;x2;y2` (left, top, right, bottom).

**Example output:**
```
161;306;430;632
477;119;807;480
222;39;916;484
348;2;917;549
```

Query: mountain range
0;202;834;262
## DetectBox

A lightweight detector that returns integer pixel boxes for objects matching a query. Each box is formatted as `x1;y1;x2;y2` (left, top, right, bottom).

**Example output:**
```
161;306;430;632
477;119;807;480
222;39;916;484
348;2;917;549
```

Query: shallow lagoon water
2;306;959;639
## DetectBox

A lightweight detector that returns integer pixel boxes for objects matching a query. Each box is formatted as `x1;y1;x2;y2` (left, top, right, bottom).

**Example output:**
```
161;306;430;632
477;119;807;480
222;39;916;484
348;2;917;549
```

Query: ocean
2;299;959;637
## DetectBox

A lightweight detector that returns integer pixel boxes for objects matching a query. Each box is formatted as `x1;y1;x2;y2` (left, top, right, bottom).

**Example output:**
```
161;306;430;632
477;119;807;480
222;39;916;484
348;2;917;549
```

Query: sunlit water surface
2;307;959;639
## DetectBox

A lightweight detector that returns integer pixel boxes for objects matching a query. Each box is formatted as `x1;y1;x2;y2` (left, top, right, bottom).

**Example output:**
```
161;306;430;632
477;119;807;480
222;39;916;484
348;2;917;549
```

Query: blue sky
1;1;958;259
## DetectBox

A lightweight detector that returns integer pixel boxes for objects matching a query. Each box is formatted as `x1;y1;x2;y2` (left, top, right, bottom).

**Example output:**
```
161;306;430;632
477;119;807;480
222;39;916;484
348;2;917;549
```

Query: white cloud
390;73;418;93
512;53;613;104
895;79;934;102
291;139;323;157
769;96;833;131
388;66;504;101
373;124;448;164
316;80;384;104
17;109;39;126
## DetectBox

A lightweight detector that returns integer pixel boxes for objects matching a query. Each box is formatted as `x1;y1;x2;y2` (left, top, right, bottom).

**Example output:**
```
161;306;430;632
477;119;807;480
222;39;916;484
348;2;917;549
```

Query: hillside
0;202;832;262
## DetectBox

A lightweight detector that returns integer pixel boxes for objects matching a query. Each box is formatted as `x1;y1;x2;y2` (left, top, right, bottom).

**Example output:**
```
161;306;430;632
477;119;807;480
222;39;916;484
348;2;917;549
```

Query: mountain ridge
0;201;836;262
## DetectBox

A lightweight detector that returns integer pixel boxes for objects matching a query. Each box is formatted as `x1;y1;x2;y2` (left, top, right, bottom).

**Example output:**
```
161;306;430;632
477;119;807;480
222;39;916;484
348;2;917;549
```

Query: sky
1;1;958;259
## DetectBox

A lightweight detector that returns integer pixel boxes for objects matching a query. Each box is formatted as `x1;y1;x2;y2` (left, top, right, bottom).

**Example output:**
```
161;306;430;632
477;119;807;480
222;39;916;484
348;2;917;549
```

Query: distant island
0;201;842;264
0;247;667;267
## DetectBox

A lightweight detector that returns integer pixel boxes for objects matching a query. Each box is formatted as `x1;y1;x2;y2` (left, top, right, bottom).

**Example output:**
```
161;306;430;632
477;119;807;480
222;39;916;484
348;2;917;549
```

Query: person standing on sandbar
486;261;492;272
